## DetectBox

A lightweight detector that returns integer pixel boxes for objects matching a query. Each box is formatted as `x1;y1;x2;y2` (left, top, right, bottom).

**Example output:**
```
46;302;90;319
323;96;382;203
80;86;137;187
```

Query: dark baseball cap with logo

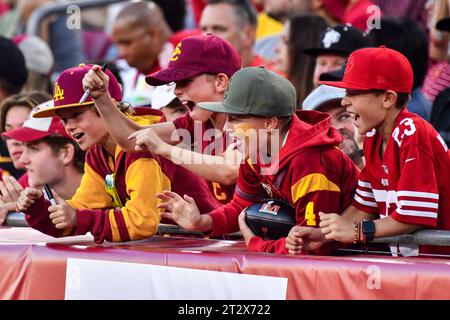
145;34;241;86
33;63;122;118
320;46;413;93
198;66;296;117
303;24;371;57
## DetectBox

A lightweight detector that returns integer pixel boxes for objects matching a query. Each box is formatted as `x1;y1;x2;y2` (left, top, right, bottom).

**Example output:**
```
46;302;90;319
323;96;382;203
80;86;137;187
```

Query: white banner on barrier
65;258;287;300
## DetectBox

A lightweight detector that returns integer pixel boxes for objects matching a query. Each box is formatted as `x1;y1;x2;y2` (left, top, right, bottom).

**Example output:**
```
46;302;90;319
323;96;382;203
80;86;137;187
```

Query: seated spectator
303;24;371;87
288;47;450;257
155;67;359;254
303;85;364;168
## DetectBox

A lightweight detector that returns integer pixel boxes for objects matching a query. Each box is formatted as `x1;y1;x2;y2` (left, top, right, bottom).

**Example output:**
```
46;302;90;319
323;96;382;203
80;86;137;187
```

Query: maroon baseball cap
145;34;241;86
320;46;413;93
33;63;122;118
2;102;71;142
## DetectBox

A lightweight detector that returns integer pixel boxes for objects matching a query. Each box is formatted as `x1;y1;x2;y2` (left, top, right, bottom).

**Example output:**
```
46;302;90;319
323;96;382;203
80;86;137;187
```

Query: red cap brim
145;67;204;86
318;80;373;91
2;127;51;142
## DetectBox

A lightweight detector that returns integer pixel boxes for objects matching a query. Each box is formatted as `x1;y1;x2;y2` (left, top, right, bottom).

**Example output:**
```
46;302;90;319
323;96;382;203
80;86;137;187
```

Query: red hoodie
208;110;359;253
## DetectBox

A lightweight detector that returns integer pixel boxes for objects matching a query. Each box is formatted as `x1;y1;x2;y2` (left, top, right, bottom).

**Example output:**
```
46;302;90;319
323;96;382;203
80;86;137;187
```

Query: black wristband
361;220;376;242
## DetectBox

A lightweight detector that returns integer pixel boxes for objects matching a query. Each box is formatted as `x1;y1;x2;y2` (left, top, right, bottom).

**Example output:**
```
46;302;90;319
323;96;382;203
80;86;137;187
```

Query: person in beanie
287;46;450;257
156;66;359;254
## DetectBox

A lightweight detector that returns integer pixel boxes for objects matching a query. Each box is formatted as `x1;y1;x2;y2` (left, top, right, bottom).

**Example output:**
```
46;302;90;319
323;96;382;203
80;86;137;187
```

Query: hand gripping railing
5;211;450;247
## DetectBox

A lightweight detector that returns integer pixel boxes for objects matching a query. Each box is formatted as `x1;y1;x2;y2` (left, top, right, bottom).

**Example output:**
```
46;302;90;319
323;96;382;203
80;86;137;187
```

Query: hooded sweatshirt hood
260;110;343;175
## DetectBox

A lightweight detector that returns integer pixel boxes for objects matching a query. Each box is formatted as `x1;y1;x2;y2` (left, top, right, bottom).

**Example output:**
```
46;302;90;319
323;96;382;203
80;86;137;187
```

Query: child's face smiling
341;90;388;135
57;106;109;151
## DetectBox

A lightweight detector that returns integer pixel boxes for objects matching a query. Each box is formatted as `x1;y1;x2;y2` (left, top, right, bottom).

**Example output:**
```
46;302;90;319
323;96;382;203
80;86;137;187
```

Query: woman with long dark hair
273;14;328;105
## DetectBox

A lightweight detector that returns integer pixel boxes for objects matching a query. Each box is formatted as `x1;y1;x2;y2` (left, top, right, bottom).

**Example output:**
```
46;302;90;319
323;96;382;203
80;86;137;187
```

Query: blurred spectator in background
303;84;364;168
200;0;265;68
423;0;450;103
0;36;28;184
0;35;27;102
151;84;188;122
368;17;431;121
430;15;450;148
110;1;199;107
273;13;328;104
13;35;53;95
311;0;381;31
372;0;428;33
0;0;84;73
0;92;50;224
344;0;378;31
304;24;371;87
190;0;208;25
311;0;347;26
256;0;288;41
0;91;51;180
255;0;312;61
153;0;187;33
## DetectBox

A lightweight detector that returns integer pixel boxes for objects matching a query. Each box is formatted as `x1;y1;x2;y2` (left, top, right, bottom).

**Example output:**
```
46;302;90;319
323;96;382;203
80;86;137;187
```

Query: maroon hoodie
208;110;359;254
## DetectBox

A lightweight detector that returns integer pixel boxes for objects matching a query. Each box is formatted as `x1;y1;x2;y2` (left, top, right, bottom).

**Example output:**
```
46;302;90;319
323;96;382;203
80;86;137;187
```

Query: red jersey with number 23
353;108;450;255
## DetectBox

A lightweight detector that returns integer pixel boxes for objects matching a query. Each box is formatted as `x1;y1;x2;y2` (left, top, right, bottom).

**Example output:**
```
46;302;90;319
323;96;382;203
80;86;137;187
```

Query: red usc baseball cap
33;63;122;118
145;34;241;86
2;102;71;142
320;46;413;93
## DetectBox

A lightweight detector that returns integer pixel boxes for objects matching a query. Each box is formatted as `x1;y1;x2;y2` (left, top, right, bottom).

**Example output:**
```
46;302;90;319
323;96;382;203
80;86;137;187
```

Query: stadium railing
5;211;450;247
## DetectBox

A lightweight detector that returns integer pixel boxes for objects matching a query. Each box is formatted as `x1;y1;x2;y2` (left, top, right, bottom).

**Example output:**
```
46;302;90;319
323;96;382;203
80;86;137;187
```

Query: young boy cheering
156;67;359;254
287;46;450;256
16;64;219;243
